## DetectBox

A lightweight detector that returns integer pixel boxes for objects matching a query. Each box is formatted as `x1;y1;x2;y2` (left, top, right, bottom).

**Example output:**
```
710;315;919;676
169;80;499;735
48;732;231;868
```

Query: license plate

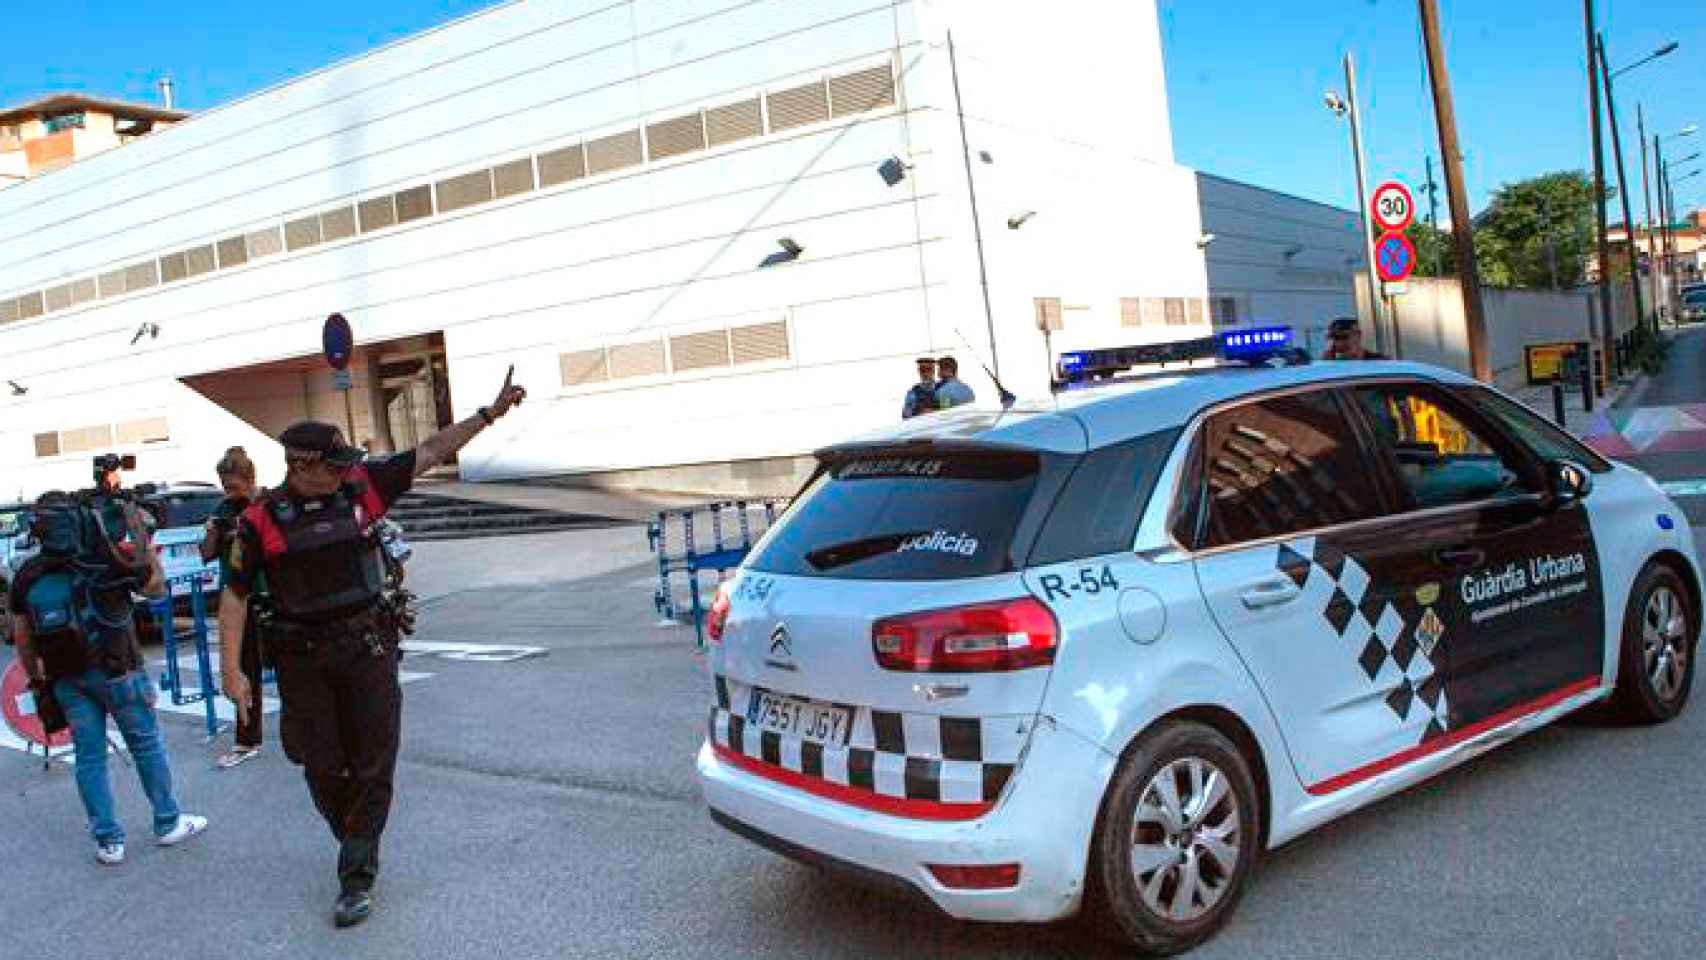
746;691;852;746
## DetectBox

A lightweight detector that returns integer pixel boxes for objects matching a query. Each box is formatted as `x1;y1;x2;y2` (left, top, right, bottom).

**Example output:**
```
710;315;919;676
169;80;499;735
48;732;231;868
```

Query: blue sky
4;1;1702;217
1160;0;1706;218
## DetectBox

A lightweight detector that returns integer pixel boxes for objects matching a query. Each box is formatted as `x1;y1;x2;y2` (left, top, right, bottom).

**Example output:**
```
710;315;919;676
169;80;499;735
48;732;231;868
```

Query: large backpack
20;497;138;678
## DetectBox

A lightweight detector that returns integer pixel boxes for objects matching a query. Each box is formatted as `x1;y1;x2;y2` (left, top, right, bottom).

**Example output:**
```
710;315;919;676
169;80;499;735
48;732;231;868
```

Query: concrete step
387;490;623;542
402;518;630;542
389;503;549;521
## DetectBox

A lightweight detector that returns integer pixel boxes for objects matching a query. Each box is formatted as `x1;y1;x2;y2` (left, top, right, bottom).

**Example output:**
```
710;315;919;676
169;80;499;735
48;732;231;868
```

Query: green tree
1471;171;1601;289
1404;220;1456;277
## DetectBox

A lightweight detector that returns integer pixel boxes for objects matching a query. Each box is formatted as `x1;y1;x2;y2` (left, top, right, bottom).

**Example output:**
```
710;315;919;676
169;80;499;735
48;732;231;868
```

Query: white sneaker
157;814;208;847
95;841;126;865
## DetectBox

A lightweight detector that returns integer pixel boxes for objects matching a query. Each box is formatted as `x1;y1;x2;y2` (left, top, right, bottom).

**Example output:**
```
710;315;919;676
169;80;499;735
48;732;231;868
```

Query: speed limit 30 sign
1371;181;1415;233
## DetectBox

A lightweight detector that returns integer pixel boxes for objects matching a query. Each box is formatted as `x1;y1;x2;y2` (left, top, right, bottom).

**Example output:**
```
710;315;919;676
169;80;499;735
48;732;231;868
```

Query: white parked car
0;501;34;635
136;483;225;609
697;345;1700;954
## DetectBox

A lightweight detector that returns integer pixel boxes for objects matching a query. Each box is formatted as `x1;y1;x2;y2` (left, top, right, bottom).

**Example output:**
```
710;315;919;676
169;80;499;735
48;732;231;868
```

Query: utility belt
256;591;414;662
259;606;390;659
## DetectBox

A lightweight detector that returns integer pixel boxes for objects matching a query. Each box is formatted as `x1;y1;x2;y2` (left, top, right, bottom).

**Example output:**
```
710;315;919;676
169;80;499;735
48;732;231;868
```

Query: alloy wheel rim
1643;585;1690;702
1130;756;1242;923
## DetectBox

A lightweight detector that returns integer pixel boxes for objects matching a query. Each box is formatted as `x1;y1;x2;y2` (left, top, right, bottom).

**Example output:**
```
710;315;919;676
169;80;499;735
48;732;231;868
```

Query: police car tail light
706;582;734;645
872;598;1058;672
926;863;1022;890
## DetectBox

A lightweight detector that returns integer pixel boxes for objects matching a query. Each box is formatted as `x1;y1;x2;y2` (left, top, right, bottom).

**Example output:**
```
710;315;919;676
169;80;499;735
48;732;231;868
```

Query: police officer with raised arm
218;371;526;928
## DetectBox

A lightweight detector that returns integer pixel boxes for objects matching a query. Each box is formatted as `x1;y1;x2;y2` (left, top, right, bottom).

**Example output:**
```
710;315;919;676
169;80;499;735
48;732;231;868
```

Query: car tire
1086;721;1260;956
1608;563;1697;724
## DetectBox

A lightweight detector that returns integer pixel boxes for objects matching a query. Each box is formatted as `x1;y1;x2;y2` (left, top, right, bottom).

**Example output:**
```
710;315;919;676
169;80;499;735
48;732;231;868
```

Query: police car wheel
1610;563;1697;724
1087;721;1259;956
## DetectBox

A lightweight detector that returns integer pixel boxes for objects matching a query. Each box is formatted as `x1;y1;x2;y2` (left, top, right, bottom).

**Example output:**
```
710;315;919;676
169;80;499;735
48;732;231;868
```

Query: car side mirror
1544;458;1593;508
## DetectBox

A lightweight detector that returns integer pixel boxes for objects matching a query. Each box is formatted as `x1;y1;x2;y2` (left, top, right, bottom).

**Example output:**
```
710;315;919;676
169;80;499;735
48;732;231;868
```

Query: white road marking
400;641;546;662
1659;478;1706;498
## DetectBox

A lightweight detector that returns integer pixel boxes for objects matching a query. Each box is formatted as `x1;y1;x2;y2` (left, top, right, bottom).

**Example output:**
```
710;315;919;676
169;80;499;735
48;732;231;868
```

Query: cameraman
200;447;265;768
10;491;207;865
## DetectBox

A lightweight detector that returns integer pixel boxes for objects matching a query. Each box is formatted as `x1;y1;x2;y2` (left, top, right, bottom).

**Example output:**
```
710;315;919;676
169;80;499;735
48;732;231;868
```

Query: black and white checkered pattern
710;675;1024;805
1277;537;1450;742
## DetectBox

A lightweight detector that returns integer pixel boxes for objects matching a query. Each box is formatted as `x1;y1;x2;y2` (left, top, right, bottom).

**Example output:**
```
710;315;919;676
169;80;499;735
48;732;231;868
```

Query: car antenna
949;327;1017;410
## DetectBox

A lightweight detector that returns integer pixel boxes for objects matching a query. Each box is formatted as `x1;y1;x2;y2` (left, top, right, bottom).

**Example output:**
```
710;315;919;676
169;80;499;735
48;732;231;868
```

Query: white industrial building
1196;172;1365;356
0;0;1339;497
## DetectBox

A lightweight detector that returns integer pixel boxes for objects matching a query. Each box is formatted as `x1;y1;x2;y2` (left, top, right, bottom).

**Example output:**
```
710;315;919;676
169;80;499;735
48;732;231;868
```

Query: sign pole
342;384;357;446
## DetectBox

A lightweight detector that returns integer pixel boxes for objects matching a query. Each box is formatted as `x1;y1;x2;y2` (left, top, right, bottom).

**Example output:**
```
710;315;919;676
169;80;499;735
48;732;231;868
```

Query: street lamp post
1663;152;1701;302
1675;169;1702;288
1597;33;1674;337
1325;53;1386;353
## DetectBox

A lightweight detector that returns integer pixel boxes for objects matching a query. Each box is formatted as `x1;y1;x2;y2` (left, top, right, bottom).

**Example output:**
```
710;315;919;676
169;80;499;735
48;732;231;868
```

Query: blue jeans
52;669;182;845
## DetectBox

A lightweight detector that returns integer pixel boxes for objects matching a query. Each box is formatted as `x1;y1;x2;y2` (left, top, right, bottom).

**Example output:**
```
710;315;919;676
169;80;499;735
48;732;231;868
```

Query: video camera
92;453;136;483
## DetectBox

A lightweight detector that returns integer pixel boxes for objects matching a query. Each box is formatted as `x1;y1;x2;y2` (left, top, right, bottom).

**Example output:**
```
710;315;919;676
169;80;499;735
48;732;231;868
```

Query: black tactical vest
251;486;386;623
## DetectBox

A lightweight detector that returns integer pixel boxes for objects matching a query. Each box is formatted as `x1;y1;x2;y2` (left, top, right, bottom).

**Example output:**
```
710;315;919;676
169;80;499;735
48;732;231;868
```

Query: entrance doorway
377;339;453;455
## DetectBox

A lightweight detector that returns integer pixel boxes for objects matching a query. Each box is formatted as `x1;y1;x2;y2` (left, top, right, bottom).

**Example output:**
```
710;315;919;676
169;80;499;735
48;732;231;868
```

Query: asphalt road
5;335;1706;959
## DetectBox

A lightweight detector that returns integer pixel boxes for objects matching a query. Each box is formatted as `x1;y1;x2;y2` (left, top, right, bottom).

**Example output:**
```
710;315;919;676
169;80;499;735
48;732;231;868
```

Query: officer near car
218;370;527;928
1322;316;1386;360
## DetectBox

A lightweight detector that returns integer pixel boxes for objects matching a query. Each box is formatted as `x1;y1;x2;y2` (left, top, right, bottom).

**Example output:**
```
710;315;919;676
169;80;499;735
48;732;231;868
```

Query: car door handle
1240;579;1301;610
1434;546;1486;569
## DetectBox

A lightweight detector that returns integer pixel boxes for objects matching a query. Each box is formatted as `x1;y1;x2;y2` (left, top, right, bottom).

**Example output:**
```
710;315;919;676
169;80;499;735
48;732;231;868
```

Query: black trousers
274;630;402;895
234;611;265;749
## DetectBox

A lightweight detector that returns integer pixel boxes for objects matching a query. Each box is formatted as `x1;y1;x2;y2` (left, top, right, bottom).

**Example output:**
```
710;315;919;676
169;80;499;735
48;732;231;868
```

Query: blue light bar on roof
1219;326;1292;356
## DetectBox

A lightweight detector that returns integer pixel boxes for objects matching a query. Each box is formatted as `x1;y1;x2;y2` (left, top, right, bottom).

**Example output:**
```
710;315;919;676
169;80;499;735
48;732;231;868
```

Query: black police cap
278;420;363;467
1328;316;1363;334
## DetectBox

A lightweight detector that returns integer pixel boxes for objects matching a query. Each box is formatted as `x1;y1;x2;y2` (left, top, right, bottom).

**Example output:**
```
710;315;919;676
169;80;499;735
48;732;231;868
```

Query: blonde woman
199;447;265;768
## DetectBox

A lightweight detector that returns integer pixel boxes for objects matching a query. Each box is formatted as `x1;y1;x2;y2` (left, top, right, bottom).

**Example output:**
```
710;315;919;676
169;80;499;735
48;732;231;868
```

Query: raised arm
412;371;527;478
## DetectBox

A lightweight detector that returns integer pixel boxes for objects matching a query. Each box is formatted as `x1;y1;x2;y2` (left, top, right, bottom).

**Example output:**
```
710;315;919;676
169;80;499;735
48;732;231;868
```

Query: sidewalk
1506;372;1648;453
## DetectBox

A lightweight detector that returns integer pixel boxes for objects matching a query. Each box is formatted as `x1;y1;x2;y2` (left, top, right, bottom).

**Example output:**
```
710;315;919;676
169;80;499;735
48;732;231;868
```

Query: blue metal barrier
150;574;222;740
649;499;785;647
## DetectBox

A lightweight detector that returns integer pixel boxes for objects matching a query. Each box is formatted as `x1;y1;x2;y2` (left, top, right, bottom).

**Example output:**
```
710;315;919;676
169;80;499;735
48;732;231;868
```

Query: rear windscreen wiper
804;531;928;571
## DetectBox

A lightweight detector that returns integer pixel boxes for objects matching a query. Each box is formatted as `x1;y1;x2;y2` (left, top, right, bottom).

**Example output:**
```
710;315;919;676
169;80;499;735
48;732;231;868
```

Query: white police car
696;335;1701;955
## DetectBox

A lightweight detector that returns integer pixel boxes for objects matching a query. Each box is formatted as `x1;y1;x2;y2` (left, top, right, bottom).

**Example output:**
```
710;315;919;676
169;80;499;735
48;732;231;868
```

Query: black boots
333;889;373;928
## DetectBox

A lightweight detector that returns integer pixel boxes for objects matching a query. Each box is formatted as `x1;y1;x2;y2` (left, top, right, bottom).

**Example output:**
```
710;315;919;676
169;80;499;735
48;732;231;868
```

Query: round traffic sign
2;661;72;751
1375;231;1418;282
1371;181;1416;232
322;312;354;371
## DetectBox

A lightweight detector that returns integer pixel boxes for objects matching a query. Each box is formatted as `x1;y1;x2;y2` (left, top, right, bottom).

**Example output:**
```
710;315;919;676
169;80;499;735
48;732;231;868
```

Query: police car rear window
747;453;1042;580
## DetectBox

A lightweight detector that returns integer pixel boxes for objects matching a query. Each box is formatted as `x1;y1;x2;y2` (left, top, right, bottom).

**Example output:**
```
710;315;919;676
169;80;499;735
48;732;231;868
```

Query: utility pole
1418;0;1490;381
1640;105;1659;321
1583;0;1614;389
1423;154;1444;274
1656;133;1669;312
1597;32;1648;344
1538;198;1561;288
1342;53;1387;351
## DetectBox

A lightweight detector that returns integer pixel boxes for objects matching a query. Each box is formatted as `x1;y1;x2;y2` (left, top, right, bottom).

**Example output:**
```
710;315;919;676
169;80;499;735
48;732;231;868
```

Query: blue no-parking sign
1375;231;1417;282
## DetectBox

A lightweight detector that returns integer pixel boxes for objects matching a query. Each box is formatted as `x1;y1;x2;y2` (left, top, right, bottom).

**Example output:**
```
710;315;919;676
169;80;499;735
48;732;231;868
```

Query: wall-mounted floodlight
760;237;804;268
1196;232;1217;249
1007;210;1037;230
7;379;24;396
978;150;994;164
129;321;160;345
877;156;910;187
